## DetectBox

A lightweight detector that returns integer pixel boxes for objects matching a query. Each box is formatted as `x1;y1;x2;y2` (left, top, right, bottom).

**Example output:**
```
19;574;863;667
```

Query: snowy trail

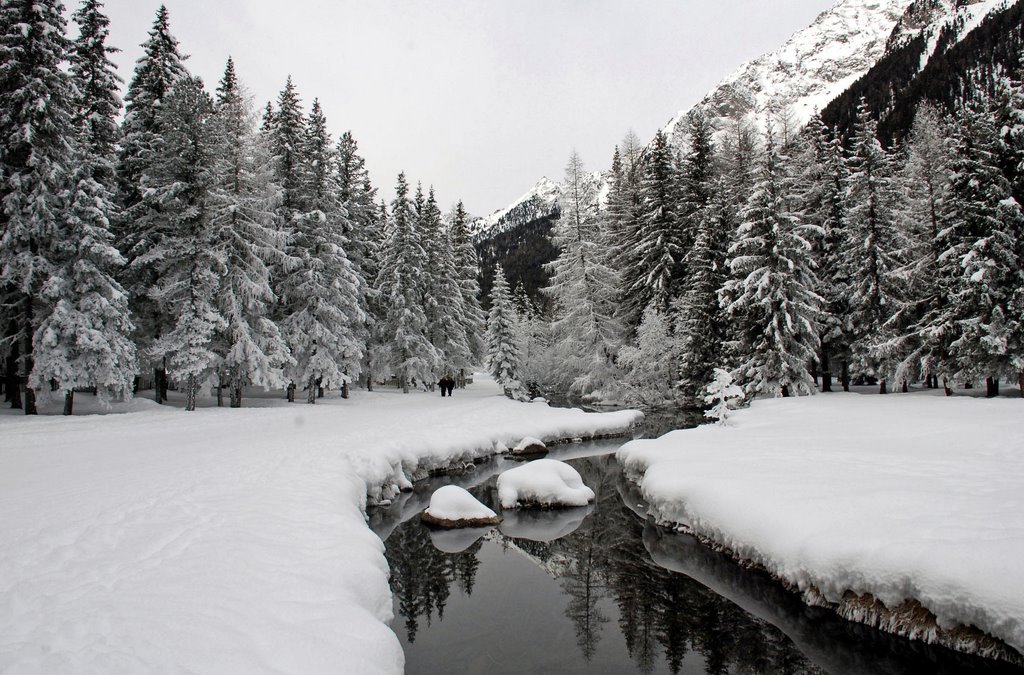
618;392;1024;661
0;376;640;674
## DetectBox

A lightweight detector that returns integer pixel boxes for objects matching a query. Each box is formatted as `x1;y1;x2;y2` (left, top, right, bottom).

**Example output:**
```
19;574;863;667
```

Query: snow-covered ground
0;375;640;674
618;391;1024;660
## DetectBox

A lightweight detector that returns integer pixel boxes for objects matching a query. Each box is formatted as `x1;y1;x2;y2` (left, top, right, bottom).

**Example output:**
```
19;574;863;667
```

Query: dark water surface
370;432;1023;675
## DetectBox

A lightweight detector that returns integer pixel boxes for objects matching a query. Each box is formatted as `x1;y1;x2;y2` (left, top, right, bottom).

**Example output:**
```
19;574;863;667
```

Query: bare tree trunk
216;370;224;407
943;378;953;397
63;390;74;416
184;374;197;411
879;379;887;395
153;366;164;404
986;377;999;398
780;384;790;398
230;384;242;408
341;381;349;399
286;382;295;402
841;360;850;392
366;369;373;392
820;345;833;392
307;376;317;404
7;346;22;409
401;375;409;394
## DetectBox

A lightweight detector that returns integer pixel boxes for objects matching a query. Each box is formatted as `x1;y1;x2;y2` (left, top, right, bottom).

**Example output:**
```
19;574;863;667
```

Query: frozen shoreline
617;391;1024;664
0;375;641;674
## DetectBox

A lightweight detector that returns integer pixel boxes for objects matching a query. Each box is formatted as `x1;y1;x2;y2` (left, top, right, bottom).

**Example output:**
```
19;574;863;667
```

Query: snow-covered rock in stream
510;436;547;456
420;485;501;528
497;459;595;509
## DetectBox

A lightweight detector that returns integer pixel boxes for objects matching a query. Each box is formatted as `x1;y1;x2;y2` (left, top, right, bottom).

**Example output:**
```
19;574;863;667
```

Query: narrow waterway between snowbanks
374;438;1023;674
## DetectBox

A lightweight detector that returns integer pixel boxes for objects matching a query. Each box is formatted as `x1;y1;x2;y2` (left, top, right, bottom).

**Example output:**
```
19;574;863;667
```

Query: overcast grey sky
98;1;836;216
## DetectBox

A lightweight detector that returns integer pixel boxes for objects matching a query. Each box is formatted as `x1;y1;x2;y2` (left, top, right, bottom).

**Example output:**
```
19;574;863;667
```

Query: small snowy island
497;458;595;509
420;485;501;528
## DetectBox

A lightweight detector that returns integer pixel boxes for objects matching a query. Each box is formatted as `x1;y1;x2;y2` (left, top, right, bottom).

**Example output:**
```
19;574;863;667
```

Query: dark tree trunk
401;375;409;394
780;385;790;398
6;347;21;409
286;382;295;402
943;378;953;396
216;371;224;407
23;385;37;415
841;361;850;392
810;360;819;386
1019;372;1024;397
879;379;887;395
821;351;833;392
307;376;317;404
366;370;373;392
153;366;164;404
986;377;999;398
184;374;197;411
901;380;908;393
230;383;242;408
20;313;37;415
63;390;74;416
341;381;349;399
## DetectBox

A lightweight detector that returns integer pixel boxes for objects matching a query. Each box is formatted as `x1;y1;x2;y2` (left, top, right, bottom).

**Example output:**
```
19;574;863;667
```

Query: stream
369;427;1024;674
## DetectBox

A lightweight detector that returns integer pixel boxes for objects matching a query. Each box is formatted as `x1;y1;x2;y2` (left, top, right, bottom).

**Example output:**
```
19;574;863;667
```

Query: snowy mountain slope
662;0;914;143
470;177;562;241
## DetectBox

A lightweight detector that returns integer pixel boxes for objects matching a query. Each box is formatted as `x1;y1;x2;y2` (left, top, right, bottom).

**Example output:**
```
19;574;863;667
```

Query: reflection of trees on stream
386;524;482;643
384;453;821;674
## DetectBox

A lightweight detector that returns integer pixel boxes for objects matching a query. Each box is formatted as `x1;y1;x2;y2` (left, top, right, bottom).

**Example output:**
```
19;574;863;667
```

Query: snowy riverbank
0;375;640;674
617;391;1024;663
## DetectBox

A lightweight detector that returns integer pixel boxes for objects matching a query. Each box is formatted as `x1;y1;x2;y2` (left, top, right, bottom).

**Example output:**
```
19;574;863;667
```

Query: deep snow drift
0;375;640;674
617;392;1024;660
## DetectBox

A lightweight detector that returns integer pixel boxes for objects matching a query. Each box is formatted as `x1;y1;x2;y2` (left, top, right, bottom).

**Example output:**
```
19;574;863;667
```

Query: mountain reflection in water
372;442;1023;675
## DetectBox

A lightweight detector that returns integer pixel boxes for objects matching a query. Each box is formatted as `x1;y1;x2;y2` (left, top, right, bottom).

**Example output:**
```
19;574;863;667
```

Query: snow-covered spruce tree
279;99;365;404
486;264;525;398
364;199;391;391
375;173;438;392
842;99;906;393
995;75;1024;206
142;76;224;411
675;111;727;406
0;0;78;414
450;200;486;366
890;103;953;388
265;77;306;308
799;115;852;392
604;133;644;332
210;58;291;407
421;189;474;379
621;129;682;324
938;101;1024;395
617;305;680;407
703;368;744;425
116;4;187;402
511;280;549;397
723;129;822;398
543;150;621;398
29;0;137;415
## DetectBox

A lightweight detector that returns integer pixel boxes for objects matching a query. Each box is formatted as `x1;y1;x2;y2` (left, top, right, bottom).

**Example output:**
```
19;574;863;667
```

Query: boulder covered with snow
420;485;501;528
509;436;547;456
497;459;595;509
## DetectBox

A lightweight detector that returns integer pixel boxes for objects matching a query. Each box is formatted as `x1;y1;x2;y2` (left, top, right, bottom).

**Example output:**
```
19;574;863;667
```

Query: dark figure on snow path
446;377;455;396
439;375;455;397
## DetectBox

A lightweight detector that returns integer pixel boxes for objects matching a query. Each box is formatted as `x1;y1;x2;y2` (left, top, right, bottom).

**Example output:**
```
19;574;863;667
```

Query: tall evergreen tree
723;130;822;398
674;111;727;406
143;76;223;411
279;99;365;403
450;200;486;365
543;150;621;396
423;189;474;377
842;100;905;393
486;264;524;398
623;130;681;323
375;173;437;392
29;0;137;414
210;58;291;407
0;0;77;413
116;4;187;402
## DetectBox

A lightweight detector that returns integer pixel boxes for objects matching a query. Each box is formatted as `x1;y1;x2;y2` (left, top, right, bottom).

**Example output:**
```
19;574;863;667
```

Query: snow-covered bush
704;368;744;425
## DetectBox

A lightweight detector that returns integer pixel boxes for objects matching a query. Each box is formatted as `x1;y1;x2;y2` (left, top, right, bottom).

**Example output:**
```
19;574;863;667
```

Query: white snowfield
0;374;640;674
496;458;596;509
617;392;1024;656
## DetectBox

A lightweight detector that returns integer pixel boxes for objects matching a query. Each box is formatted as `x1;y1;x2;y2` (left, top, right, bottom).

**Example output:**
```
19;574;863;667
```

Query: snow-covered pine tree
797;115;851;392
334;131;379;394
890;103;953;388
364;199;391;391
29;0;137;415
723;128;822;398
486;264;524;398
512;280;550;398
375;173;438;392
675;111;727;406
543;150;621;397
842;99;906;393
116;4;187;403
622;129;682;323
142;76;224;411
210;58;291;407
937;100;1024;395
279;99;365;403
0;0;78;414
422;188;474;379
604;132;644;332
265;76;306;307
449;200;486;366
703;368;744;425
